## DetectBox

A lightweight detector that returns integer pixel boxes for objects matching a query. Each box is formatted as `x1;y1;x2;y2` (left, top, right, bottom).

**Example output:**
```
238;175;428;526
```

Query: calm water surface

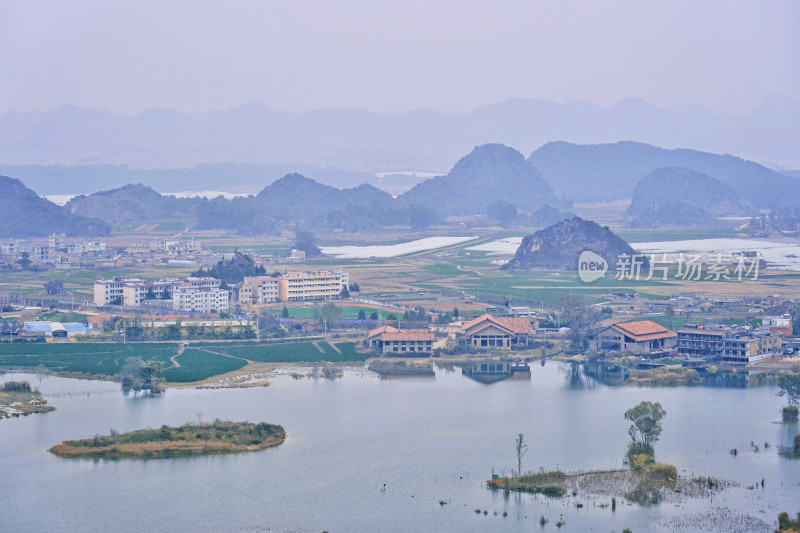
1;362;798;532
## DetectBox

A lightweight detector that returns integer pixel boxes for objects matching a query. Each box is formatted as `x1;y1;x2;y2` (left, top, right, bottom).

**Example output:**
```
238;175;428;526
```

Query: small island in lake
49;421;285;458
0;380;54;419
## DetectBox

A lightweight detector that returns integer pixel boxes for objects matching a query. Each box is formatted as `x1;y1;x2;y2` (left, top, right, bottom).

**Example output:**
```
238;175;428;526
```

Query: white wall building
172;285;230;313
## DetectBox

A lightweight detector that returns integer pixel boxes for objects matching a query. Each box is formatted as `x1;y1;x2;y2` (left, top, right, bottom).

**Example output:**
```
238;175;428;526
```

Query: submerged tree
515;433;528;477
777;373;800;421
624;401;666;458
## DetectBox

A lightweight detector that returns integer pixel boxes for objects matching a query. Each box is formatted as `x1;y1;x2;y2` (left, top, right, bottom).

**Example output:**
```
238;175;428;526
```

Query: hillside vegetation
529;140;800;206
0;176;110;238
627;167;753;227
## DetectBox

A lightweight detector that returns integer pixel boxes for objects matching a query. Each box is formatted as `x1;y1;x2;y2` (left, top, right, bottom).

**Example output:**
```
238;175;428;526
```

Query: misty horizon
3;92;798;119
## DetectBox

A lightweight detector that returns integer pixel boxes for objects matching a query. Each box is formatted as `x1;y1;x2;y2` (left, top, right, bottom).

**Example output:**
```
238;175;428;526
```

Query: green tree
777;373;800;421
140;360;163;387
558;294;598;350
34;364;48;392
624;401;666;455
408;204;436;231
664;305;675;330
321;302;342;326
163;322;182;340
145;287;157;300
120;357;146;389
17;252;32;270
294;230;321;257
487;200;517;227
44;280;64;295
357;309;366;320
340;285;350;298
369;311;378;320
777;373;800;406
452;307;459;319
281;306;290;318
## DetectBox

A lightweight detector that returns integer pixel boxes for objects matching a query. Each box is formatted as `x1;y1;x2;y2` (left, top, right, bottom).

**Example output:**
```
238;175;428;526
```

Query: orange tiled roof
498;317;532;334
612;320;677;341
368;325;399;338
462;314;531;335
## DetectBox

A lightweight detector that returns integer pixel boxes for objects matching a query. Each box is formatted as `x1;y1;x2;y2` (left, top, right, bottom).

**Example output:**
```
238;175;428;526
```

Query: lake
1;362;798;532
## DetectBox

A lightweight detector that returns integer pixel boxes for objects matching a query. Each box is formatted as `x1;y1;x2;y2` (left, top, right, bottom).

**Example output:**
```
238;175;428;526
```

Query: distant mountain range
1;94;798;194
6;138;800;236
528;141;800;207
0;176;109;238
399;144;559;214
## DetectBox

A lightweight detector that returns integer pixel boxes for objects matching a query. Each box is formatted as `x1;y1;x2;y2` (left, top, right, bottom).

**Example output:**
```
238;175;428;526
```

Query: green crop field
0;342;178;375
218;340;368;363
40;312;89;323
161;349;247;382
187;338;323;348
0;339;364;380
269;305;379;319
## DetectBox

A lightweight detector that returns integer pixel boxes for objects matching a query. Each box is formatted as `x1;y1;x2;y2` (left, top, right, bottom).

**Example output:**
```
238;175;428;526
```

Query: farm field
259;304;384;319
0;342;178;376
161;349;248;383
0;339;367;382
216;341;365;364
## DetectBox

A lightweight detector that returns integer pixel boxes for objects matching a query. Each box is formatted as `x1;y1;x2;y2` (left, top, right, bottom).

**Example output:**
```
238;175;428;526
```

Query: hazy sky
1;0;798;116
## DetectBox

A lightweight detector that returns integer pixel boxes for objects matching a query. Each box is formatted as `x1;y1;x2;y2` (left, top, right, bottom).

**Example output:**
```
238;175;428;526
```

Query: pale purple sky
1;0;798;115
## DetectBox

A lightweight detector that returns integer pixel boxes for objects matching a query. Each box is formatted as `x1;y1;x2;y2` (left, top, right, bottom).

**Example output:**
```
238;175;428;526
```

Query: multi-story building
678;324;782;364
677;325;727;357
122;280;182;306
763;314;793;335
182;277;221;290
32;245;50;264
49;233;66;249
721;330;782;364
277;270;348;302
93;279;129;306
240;276;280;304
172;285;230;313
93;277;221;307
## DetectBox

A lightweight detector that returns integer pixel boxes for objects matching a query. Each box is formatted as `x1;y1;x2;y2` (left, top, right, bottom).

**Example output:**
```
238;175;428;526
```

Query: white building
93;277;222;307
240;276;280;304
172;285;230;313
